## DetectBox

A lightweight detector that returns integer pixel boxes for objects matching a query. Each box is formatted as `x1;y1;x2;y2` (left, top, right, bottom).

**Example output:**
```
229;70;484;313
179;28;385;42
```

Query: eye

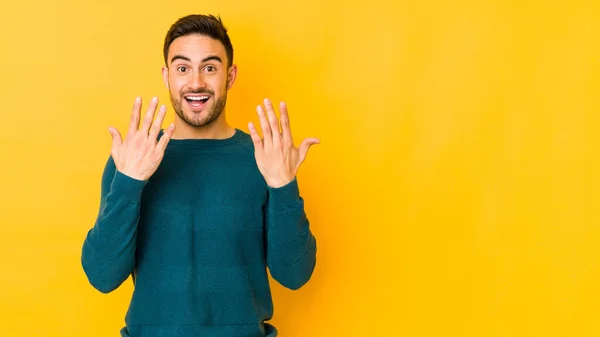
204;65;217;72
176;66;187;73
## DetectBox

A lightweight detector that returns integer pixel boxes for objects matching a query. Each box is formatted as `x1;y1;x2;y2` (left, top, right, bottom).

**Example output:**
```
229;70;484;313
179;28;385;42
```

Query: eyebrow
170;54;223;64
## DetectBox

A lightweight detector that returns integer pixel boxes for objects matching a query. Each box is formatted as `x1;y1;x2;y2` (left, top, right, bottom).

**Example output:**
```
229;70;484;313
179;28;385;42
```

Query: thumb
108;127;123;149
298;137;320;163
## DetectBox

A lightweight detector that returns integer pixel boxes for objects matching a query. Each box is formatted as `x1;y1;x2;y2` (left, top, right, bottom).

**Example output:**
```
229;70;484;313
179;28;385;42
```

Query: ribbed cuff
267;177;301;212
110;170;147;201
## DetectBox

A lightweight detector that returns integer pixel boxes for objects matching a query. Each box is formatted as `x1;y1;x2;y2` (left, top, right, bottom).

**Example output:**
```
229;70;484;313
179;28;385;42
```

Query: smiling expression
162;34;237;128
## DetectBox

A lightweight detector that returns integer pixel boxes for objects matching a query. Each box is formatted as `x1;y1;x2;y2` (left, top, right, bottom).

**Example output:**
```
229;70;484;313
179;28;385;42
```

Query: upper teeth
187;96;208;100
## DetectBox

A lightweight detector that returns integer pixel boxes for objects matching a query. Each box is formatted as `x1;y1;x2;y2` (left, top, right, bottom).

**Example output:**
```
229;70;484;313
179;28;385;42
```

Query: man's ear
161;66;169;89
227;64;238;90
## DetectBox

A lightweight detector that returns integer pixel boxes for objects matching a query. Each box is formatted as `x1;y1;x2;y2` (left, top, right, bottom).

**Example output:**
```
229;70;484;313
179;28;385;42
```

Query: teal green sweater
81;129;317;337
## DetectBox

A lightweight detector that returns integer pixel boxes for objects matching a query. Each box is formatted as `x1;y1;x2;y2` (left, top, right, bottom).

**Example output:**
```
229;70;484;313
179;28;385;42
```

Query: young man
81;14;319;337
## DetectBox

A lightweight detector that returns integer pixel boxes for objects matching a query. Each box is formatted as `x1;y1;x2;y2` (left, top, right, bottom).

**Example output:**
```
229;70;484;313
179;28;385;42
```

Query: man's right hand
108;96;175;181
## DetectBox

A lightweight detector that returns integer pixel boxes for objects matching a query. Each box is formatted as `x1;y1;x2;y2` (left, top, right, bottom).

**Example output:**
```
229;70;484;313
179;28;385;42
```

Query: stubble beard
170;88;227;128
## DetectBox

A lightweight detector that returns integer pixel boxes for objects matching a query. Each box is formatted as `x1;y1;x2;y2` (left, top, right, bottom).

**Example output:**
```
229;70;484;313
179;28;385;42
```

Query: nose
190;70;206;90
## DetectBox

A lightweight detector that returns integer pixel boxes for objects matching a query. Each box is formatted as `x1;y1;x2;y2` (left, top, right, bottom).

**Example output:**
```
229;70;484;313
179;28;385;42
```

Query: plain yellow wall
1;0;599;336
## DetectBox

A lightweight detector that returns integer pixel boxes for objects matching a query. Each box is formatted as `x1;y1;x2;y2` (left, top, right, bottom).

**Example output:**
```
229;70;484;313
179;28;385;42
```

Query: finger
298;138;320;163
141;97;159;134
148;105;167;142
127;97;142;136
156;123;175;152
263;98;281;147
256;105;272;146
248;122;263;149
108;127;123;149
279;101;293;146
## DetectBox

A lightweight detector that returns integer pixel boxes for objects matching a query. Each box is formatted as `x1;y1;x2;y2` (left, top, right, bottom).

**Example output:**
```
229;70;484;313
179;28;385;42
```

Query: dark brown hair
163;14;234;67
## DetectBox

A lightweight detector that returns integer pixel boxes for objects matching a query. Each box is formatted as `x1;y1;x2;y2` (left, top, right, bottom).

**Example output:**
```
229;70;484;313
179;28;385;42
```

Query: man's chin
180;111;220;128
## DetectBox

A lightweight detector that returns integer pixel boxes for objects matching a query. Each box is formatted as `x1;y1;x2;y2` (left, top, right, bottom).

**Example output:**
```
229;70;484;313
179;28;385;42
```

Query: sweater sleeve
81;156;147;293
265;177;317;290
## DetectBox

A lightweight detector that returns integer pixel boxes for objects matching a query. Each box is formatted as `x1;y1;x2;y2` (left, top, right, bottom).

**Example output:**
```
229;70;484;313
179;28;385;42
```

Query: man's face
162;34;236;128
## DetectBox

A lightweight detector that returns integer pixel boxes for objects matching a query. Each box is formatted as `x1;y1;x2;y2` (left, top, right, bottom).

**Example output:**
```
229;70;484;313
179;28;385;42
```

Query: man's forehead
168;35;226;61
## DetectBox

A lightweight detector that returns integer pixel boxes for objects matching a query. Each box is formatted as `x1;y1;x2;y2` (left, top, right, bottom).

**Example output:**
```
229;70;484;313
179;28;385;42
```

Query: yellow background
1;0;599;336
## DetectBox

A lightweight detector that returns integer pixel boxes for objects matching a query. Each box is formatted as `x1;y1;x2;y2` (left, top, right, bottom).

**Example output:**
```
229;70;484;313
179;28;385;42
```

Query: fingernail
264;98;269;104
152;97;158;102
256;106;263;114
136;97;141;102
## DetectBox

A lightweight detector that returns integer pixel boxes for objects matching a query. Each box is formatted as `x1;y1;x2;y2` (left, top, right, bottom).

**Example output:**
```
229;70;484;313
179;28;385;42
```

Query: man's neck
171;115;236;140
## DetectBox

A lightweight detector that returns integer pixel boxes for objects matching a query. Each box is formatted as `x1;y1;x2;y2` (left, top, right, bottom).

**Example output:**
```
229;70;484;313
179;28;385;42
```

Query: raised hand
108;97;175;181
248;98;319;188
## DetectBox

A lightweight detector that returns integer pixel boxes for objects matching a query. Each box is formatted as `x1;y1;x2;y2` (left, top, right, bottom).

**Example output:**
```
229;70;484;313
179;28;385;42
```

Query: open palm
248;98;319;188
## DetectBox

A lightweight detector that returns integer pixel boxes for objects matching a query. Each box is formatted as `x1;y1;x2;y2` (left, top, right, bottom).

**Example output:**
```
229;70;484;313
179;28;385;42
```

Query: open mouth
184;94;211;109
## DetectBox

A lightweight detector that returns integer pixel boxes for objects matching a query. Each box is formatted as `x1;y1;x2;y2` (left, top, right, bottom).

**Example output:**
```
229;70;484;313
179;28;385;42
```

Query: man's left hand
248;98;320;188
